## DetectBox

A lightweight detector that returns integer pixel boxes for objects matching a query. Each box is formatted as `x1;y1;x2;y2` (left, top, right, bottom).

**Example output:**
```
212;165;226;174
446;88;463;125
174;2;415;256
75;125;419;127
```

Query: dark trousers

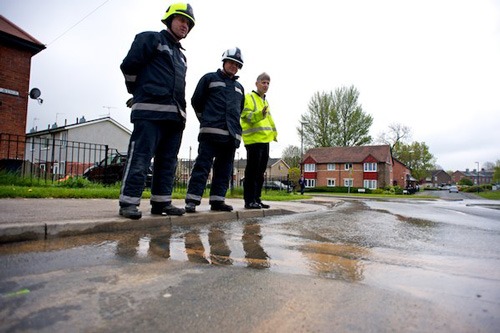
186;140;236;205
120;119;183;207
243;143;269;205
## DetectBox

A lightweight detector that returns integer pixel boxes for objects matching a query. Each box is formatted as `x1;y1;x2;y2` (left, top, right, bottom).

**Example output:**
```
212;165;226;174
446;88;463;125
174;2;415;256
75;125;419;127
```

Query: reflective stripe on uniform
157;43;173;55
150;194;172;202
209;82;225;88
124;74;137;82
209;195;226;202
132;103;178;112
119;194;141;206
186;193;202;201
242;126;275;134
200;127;230;136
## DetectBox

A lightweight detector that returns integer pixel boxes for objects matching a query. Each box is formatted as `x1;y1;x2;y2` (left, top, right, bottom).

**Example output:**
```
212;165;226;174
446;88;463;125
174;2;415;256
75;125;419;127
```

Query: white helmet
221;47;243;68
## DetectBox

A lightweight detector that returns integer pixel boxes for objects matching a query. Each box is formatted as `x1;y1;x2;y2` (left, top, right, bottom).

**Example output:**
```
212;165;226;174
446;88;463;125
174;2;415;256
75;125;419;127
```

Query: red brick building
0;15;45;160
301;145;412;189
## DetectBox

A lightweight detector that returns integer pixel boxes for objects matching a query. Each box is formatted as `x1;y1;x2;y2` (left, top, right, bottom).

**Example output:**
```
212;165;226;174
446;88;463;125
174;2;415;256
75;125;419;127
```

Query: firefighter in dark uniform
185;48;245;213
118;3;195;219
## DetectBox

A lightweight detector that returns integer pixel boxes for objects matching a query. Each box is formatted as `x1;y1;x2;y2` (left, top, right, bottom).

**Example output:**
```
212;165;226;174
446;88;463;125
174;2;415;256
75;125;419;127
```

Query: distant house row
300;146;413;189
425;168;494;187
5;112;495;188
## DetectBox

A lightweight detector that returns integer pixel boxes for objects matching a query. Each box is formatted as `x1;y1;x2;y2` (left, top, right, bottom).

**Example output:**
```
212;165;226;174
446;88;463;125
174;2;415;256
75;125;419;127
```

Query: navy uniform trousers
185;140;235;206
120;119;183;208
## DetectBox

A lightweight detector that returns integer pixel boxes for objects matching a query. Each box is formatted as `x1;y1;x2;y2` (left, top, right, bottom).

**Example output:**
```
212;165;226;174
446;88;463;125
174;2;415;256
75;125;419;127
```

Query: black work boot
185;202;197;213
210;202;233;212
151;204;185;216
258;201;270;209
245;202;261;209
119;205;142;220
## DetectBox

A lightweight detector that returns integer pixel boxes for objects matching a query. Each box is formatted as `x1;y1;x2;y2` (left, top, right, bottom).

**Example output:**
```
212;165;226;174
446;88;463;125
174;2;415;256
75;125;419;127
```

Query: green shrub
56;176;92;188
458;178;474;186
463;185;484;193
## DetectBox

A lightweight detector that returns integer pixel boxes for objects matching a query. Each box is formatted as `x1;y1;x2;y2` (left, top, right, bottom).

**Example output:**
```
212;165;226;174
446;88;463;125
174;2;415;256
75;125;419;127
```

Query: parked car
263;180;291;192
84;151;152;186
449;185;459;193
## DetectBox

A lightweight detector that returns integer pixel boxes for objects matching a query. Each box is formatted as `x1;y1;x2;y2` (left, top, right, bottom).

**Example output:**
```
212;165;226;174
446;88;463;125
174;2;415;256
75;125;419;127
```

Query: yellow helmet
161;3;195;31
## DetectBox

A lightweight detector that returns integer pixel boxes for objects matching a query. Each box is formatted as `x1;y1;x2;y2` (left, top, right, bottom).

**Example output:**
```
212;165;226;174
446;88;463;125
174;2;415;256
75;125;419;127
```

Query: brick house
301;145;412;189
422;169;452;187
452;168;493;185
0;15;45;160
233;157;290;186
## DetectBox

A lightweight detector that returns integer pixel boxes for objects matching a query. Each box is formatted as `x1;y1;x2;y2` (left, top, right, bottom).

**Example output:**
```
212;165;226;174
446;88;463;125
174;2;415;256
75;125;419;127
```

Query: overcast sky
2;0;499;171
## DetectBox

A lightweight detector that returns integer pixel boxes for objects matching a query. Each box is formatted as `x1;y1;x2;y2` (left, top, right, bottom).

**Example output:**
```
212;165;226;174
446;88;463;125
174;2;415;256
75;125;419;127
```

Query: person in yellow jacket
241;72;277;209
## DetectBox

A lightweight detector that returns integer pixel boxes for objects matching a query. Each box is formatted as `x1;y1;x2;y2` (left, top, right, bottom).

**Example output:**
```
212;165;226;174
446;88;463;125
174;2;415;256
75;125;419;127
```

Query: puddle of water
2;201;499;292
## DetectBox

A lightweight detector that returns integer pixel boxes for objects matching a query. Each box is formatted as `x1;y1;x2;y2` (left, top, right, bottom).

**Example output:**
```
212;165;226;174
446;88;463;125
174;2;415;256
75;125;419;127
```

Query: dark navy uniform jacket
191;69;245;147
121;30;187;124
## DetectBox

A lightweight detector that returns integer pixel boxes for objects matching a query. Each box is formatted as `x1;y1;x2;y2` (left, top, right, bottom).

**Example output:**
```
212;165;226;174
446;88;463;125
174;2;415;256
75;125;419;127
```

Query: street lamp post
300;121;308;172
476;161;480;193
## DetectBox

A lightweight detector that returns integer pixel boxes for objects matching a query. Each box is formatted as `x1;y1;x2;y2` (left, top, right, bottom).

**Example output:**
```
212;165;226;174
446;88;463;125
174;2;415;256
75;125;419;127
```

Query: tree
483;161;495;171
458;178;473;186
298;86;373;148
281;145;301;169
376;123;412;150
392;141;435;182
493;160;500;184
288;167;301;193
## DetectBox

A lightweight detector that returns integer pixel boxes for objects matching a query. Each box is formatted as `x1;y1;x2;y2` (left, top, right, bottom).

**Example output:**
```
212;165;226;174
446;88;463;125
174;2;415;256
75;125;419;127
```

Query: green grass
477;191;500;200
0;172;497;201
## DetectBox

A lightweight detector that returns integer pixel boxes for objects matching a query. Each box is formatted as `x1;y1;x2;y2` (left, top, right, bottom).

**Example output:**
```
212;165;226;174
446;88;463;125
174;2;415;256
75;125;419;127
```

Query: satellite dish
29;88;41;99
29;88;43;104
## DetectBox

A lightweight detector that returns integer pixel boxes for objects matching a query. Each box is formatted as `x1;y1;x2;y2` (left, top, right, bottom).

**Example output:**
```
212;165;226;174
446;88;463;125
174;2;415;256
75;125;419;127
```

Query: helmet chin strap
166;28;181;41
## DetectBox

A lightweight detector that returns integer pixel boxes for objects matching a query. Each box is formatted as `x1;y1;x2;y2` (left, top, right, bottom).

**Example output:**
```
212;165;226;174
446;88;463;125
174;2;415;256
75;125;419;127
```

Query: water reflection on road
1;200;499;291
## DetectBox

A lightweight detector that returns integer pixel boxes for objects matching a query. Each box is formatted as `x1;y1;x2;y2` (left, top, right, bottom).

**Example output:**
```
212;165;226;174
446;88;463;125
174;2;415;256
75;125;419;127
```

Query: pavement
0;197;340;244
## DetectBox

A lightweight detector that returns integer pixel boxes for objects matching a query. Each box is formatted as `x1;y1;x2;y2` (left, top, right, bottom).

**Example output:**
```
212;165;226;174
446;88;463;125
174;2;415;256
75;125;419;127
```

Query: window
327;163;335;171
364;162;377;172
327;178;336;187
41;138;50;150
344;178;353;187
305;179;316;187
364;180;377;189
60;161;66;175
304;164;316;172
61;132;68;148
344;163;352;170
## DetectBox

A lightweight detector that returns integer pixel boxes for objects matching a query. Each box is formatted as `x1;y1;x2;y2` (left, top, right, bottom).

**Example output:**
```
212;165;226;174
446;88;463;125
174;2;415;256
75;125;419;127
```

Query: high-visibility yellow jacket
240;91;277;145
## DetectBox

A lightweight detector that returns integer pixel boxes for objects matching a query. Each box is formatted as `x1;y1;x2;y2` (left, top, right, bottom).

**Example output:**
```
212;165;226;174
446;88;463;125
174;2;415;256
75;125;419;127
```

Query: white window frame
327;163;335;171
304;164;316;172
305;179;316;188
327;178;336;187
364;162;377;172
41;137;50;150
61;132;68;148
344;178;353;187
363;179;377;189
344;163;352;170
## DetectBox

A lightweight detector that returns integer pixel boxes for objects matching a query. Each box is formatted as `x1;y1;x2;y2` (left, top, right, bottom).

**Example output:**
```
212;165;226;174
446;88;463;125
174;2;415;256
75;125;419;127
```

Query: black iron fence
0;134;198;190
1;133;289;191
0;133;112;183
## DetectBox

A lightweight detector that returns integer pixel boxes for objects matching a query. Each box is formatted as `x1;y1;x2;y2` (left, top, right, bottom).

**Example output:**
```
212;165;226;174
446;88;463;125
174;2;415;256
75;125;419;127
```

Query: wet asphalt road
1;196;499;332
